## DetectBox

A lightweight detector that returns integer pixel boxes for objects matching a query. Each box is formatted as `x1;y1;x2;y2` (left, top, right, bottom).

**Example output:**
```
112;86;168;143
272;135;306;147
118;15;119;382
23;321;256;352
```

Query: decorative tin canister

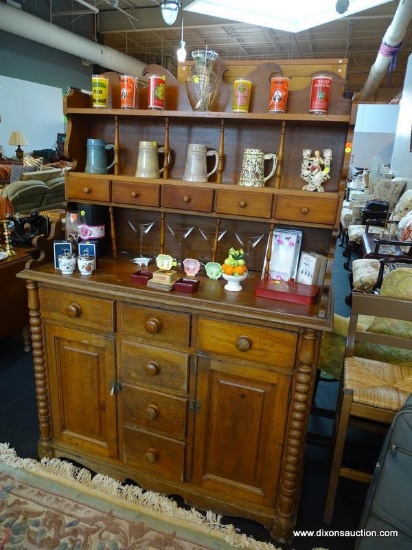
148;75;165;110
269;76;289;113
120;75;137;109
309;75;332;114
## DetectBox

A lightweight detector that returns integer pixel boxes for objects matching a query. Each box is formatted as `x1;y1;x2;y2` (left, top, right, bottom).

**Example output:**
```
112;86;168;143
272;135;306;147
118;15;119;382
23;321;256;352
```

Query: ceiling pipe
0;3;147;79
357;0;412;101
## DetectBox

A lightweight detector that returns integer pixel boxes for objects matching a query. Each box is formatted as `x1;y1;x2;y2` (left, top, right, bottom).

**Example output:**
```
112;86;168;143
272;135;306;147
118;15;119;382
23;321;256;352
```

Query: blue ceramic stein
85;138;115;174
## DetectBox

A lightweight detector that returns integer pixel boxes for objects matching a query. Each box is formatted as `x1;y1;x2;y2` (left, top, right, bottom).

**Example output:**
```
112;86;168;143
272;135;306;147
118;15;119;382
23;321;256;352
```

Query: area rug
0;443;291;550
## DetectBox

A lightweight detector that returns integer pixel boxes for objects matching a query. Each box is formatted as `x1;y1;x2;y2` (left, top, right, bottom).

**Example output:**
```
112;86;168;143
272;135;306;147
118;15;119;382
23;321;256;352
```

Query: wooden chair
323;287;412;524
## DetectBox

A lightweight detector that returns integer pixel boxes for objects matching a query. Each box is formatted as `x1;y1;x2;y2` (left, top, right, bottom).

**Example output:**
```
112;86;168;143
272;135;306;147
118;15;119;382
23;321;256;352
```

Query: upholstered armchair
343;182;410;269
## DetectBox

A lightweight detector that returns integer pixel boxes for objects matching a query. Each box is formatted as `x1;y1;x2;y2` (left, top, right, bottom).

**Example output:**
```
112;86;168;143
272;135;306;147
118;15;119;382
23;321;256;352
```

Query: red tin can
269;76;290;113
148;75;165;110
309;75;332;114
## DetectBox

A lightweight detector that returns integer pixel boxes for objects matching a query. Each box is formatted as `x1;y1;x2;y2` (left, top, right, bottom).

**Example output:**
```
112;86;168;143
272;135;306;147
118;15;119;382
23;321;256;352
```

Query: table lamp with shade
8;131;29;160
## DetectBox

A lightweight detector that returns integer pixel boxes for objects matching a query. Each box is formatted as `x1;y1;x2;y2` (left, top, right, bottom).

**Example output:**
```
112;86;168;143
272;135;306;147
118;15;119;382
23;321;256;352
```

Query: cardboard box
53;241;72;269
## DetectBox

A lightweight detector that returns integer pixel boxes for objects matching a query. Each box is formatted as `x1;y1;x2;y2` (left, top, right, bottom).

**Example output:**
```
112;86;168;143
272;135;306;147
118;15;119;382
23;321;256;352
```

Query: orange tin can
269;76;290;113
309;75;332;114
148;75;165;110
120;75;137;109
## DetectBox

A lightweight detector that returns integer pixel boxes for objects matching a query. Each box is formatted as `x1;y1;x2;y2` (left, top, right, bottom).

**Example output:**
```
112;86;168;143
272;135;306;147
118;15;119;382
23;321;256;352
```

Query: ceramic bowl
221;272;248;291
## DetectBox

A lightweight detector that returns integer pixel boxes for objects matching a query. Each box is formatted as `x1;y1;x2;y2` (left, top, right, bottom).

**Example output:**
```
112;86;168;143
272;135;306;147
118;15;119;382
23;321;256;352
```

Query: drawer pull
301;207;309;214
145;405;158;420
144;361;159;376
82;186;92;194
145;448;158;463
65;303;81;318
183;195;191;203
145;317;162;334
131;191;140;198
236;335;252;352
239;200;247;208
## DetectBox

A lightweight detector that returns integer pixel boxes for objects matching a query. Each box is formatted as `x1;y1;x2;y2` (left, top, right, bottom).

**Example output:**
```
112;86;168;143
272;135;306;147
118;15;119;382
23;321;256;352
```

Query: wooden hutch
18;59;352;543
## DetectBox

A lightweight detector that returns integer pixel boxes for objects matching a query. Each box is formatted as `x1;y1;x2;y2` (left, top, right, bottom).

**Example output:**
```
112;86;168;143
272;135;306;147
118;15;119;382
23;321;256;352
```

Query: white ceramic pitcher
182;143;219;183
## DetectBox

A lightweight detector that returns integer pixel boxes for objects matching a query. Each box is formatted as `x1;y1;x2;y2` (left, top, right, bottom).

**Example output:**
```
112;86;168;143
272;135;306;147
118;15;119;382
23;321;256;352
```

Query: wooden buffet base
18;255;333;543
0;247;36;350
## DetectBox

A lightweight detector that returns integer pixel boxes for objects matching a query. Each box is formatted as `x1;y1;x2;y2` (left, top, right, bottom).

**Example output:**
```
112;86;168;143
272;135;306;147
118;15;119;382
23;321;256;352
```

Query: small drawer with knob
120;341;189;395
162;184;214;212
216;189;273;218
38;288;114;332
274;194;338;224
123;426;185;482
65;174;111;202
122;385;187;439
119;303;190;347
197;318;297;369
112;181;160;207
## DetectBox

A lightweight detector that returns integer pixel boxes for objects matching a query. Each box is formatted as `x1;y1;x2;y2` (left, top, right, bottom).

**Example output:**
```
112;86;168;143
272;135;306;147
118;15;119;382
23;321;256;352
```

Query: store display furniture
18;60;352;544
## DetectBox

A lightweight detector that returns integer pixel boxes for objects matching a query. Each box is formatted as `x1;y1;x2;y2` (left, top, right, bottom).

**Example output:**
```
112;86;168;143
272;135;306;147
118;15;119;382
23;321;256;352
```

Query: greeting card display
264;229;302;282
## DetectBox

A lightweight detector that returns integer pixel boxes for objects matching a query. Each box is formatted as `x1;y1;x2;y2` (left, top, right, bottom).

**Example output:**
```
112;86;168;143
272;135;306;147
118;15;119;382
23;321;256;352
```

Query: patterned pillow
10;164;38;182
23;155;43;170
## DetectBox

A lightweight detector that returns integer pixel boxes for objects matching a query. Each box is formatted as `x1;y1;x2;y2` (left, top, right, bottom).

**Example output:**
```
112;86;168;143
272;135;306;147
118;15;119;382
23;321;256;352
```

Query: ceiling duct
0;3;146;79
358;0;412;100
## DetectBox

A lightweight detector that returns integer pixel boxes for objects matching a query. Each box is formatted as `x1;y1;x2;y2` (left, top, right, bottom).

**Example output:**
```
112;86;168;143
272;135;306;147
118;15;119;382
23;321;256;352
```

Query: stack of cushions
318;267;412;380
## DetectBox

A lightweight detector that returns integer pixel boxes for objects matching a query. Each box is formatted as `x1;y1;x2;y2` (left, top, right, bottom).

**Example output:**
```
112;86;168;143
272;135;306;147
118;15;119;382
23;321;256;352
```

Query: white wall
391;53;412;189
351;103;399;169
0;75;64;158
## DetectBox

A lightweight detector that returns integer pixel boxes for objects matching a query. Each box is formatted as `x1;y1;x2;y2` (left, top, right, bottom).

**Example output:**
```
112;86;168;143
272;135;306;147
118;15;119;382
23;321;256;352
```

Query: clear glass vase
185;49;219;111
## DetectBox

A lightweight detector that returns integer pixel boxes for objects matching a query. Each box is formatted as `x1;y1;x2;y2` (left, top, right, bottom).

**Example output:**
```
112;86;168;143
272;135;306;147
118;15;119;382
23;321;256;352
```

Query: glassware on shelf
128;220;155;258
199;227;227;261
65;210;87;253
185;49;220;112
234;232;265;256
167;223;194;260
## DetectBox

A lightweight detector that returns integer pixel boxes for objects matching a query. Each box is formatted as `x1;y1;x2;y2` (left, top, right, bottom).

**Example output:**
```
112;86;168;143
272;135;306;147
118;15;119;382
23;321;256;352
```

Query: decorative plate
0;251;8;261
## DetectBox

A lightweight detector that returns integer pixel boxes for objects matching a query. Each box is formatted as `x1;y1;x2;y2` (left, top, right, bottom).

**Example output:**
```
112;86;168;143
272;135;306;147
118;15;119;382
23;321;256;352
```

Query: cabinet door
192;356;291;507
44;324;117;459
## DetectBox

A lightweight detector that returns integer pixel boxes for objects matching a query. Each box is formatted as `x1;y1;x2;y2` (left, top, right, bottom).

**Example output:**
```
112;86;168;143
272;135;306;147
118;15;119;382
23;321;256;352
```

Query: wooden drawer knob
301;207;309;214
183;195;191;203
236;335;252;352
65;303;81;318
145;405;158;420
239;201;247;208
82;187;91;194
131;191;140;198
144;361;159;376
144;449;158;463
145;317;162;334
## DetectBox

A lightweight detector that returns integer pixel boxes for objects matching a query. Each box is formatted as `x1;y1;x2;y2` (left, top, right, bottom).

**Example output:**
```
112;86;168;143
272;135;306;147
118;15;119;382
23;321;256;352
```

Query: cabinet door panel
193;357;290;506
45;324;117;459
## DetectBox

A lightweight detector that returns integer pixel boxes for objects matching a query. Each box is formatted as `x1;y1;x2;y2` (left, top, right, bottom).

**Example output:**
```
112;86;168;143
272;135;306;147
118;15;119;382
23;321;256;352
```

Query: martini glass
234;232;265;256
128;220;155;257
199;227;227;261
167;223;194;260
65;210;87;253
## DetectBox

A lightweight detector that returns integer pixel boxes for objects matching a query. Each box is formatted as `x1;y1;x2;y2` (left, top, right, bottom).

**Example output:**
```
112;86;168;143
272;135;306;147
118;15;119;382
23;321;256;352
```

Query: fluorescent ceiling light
185;0;393;33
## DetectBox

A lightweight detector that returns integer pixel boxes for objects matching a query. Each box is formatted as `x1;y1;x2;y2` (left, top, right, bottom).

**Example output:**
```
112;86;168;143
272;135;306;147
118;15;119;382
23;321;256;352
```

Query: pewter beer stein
182;143;219;182
135;141;169;178
85;139;115;174
238;148;277;187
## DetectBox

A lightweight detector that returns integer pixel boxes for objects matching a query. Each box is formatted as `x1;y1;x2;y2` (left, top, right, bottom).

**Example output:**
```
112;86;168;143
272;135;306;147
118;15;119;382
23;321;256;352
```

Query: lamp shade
8;131;29;146
161;0;180;25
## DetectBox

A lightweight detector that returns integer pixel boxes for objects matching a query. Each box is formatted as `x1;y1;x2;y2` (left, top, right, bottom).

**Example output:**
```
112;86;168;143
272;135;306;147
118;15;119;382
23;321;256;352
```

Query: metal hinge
189;399;201;413
109;381;121;395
